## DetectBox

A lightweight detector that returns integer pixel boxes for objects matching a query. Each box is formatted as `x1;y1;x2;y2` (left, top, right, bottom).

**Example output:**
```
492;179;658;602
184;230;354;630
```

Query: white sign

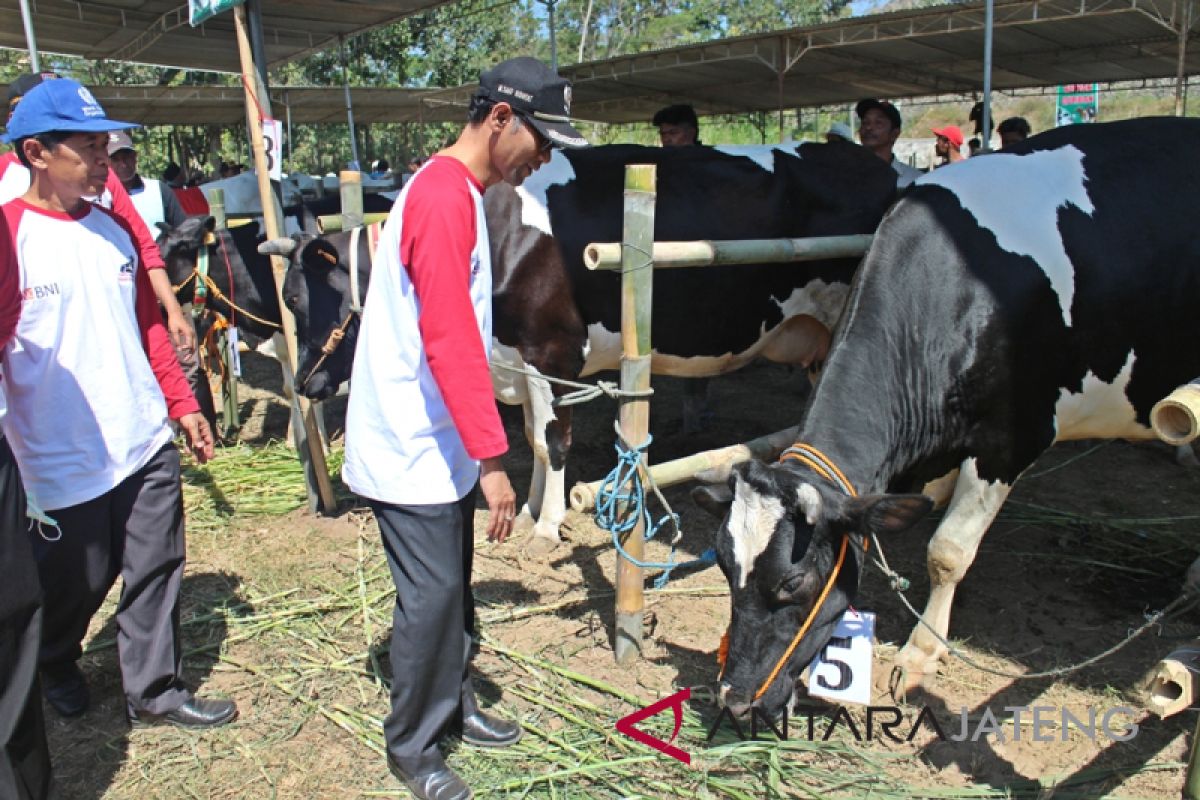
806;610;874;706
227;326;242;378
263;118;283;182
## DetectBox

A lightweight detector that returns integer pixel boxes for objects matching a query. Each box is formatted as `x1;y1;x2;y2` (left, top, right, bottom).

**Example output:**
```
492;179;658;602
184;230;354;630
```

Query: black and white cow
697;117;1200;718
270;142;898;549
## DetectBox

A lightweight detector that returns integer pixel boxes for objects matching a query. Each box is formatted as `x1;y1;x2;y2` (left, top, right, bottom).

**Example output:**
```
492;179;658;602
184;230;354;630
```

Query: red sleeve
105;171;165;271
401;160;507;460
99;207;198;419
0;204;21;350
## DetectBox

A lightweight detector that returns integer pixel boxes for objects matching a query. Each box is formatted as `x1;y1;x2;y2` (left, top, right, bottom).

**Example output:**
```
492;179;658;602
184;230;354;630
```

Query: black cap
479;57;588;149
855;98;902;131
6;72;60;106
652;104;698;128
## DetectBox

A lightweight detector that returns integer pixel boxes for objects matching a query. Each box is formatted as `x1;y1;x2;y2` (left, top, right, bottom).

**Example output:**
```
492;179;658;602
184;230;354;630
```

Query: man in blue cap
0;78;234;731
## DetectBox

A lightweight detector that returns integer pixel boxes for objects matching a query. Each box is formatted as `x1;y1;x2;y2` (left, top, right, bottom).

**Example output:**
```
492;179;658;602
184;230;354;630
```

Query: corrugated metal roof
0;0;450;73
91;84;463;125
424;0;1200;124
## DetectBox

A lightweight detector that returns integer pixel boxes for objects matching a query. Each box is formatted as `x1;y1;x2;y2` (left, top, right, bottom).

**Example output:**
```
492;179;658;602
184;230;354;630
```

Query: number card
806;610;874;706
227;326;242;378
263;118;283;182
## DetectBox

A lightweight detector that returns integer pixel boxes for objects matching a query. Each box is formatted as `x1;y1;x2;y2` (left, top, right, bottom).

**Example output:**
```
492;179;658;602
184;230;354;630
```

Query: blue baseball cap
2;78;138;143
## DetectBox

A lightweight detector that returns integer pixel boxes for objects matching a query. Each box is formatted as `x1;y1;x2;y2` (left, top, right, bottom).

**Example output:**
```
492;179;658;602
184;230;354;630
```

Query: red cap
932;125;964;148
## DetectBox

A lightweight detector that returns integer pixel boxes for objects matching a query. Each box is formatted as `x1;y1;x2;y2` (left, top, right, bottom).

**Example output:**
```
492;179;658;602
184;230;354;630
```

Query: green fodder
180;439;350;533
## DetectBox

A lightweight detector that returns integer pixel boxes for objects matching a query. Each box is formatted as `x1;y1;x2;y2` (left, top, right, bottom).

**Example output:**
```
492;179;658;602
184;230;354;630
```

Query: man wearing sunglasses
340;57;587;800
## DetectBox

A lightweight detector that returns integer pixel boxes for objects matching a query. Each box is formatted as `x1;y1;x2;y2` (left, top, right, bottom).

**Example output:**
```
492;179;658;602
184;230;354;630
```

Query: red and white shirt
342;156;507;505
0;199;197;510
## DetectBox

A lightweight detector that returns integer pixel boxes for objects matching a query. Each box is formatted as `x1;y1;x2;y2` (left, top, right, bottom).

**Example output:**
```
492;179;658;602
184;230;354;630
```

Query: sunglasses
517;113;554;154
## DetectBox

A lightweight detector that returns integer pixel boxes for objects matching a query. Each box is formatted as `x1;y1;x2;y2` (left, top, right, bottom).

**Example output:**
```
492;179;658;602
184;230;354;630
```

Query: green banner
189;0;245;26
1056;83;1100;126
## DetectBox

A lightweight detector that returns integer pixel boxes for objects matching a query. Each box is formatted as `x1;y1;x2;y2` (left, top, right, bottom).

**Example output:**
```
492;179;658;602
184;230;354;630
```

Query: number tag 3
806;610;875;706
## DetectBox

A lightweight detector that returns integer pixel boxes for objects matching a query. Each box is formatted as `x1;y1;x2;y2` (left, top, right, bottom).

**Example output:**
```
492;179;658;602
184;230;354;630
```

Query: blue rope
593;434;718;588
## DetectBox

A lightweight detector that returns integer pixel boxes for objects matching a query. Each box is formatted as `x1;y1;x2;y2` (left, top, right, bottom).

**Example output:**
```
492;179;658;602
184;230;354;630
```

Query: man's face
27;132;110;203
109;148;138;184
857;109;898;153
1000;131;1025;148
658;123;697;147
495;109;553;187
934;135;951;156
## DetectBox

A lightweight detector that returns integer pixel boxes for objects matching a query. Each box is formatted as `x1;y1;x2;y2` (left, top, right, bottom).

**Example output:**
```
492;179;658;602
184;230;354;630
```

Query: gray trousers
371;487;480;773
31;443;191;715
0;437;52;799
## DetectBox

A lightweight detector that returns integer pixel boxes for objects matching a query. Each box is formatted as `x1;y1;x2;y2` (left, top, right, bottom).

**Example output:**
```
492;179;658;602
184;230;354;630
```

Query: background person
825;121;854;144
998;116;1032;148
932;124;965;166
855;98;921;188
1;77;233;730
341;56;588;800
652;103;700;146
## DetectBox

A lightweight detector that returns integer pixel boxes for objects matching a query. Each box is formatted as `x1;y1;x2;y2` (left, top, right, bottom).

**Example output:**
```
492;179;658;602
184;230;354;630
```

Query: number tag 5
806;610;874;706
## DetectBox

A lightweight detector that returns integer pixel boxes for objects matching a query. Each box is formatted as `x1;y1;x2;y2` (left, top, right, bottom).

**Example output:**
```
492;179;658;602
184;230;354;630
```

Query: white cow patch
714;143;802;173
1053;351;1150;441
515;152;578;235
917;147;1094;327
490;343;531;407
729;475;787;589
775;279;849;329
796;483;822;525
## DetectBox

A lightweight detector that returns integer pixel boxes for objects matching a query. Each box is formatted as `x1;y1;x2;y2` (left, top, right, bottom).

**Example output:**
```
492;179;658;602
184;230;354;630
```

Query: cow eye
774;573;808;603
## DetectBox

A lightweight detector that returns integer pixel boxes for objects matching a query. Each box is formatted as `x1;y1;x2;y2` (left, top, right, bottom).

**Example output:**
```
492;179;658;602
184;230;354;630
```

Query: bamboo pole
207;189;239;437
233;6;336;514
339;170;364;232
570;425;798;513
317;211;388;234
584;234;873;271
1151;379;1200;446
614;164;655;666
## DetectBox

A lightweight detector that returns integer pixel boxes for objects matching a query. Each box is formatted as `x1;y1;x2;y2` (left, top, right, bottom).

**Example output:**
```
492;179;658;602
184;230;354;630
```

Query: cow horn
258;238;297;257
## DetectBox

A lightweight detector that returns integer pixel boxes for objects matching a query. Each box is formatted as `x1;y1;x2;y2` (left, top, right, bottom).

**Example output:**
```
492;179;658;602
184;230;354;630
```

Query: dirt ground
46;351;1200;799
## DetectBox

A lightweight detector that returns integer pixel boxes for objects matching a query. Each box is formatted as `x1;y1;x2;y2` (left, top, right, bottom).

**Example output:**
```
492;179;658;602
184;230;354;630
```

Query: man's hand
178;412;215;464
166;311;195;351
480;456;516;543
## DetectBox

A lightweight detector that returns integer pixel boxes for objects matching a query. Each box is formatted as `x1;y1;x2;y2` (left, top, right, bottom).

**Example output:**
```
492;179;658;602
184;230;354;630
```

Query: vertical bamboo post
1186;714;1200;799
233;5;336;514
614;164;655;665
207;189;239;438
340;170;363;232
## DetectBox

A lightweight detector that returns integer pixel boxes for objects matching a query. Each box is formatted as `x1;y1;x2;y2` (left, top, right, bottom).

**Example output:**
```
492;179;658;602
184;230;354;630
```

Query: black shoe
42;663;89;718
459;709;522;748
128;696;238;729
387;756;472;800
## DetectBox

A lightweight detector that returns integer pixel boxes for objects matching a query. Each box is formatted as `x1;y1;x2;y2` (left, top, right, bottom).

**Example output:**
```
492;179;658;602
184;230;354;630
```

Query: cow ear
691;483;733;519
155;221;171;234
836;494;933;536
302;239;341;271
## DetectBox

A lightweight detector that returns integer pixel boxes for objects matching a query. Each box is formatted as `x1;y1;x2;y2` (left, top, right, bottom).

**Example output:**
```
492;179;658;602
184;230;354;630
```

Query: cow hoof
522;532;563;560
882;648;939;699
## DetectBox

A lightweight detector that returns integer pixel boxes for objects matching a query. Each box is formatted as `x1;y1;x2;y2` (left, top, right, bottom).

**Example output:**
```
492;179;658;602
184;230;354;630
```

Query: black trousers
370;487;479;774
31;443;191;715
0;437;52;799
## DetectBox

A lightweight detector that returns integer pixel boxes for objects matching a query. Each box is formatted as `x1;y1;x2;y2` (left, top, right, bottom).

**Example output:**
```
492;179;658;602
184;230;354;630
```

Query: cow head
157;215;217;298
695;459;931;718
260;235;356;401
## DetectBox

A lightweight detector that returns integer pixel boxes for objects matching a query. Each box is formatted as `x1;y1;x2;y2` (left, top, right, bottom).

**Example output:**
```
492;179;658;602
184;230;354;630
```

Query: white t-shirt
1;200;173;510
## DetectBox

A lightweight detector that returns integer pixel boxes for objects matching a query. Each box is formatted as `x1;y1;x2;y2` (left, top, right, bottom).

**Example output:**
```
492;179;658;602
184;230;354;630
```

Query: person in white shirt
856;98;923;189
1;77;235;731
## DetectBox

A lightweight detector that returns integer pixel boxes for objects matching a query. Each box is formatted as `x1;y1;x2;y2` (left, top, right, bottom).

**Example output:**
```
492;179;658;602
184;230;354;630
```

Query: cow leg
519;373;571;556
890;459;1012;693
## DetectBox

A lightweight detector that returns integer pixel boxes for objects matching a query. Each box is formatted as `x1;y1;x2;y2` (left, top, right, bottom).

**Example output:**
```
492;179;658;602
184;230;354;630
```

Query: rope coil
593;422;715;589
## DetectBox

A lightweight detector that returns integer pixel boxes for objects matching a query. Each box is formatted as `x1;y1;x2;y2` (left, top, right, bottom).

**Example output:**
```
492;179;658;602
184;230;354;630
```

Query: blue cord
593;434;717;588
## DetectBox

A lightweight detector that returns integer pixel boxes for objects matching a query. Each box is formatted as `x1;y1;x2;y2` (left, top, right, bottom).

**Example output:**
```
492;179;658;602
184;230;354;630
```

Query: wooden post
206;189;240;438
614;164;655;665
339;170;364;232
233;6;336;514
